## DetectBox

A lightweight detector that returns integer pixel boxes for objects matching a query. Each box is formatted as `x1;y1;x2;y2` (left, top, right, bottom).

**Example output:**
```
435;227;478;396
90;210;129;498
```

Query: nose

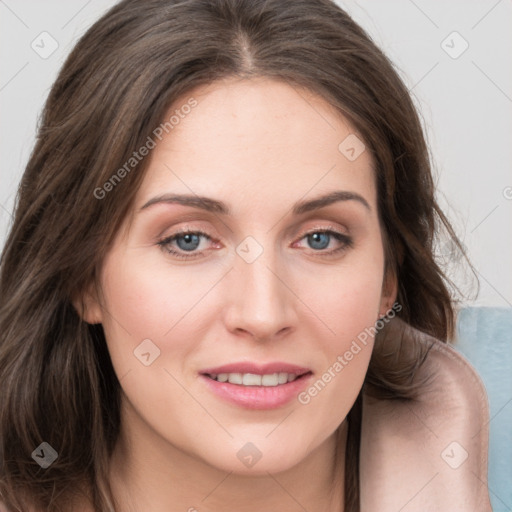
222;242;297;342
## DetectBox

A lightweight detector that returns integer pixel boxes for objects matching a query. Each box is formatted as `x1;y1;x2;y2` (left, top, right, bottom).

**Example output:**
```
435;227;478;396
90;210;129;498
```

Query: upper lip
200;362;312;376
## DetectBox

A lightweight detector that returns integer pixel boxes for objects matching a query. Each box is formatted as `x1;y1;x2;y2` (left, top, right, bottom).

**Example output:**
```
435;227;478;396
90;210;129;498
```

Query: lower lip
200;373;313;410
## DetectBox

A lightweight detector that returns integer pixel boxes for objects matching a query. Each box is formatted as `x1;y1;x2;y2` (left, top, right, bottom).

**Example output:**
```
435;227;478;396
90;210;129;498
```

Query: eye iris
308;232;330;250
176;233;200;251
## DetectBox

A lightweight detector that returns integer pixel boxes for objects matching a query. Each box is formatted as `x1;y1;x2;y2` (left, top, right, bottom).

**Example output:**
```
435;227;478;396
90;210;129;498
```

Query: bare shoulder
360;325;492;511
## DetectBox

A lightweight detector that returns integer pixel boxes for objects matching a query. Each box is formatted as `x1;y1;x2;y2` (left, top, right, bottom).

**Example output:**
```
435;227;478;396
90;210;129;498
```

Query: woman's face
85;77;395;474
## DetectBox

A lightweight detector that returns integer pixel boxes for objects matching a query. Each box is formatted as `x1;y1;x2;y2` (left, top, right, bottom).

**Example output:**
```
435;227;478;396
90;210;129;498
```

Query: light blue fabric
455;307;512;511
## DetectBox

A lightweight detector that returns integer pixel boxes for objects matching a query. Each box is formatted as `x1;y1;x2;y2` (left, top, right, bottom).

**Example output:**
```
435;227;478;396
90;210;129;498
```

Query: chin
196;434;313;476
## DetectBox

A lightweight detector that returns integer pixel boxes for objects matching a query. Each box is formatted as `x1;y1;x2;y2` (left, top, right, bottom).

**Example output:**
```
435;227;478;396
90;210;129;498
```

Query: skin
79;76;397;512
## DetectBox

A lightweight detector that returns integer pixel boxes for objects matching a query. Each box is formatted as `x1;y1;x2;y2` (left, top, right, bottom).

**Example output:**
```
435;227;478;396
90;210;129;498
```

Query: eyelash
157;226;353;260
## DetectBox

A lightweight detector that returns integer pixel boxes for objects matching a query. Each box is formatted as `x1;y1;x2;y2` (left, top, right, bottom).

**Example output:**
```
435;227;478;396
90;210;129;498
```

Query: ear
71;282;103;325
378;267;398;318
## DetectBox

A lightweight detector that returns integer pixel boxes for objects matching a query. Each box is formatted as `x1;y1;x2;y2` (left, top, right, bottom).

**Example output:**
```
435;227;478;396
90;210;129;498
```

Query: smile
199;362;313;409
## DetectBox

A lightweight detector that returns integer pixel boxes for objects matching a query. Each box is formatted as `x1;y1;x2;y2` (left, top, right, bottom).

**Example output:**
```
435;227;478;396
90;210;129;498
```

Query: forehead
135;77;376;215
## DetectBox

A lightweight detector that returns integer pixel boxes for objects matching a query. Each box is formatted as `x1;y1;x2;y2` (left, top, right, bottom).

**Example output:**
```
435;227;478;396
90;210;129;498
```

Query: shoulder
360;325;492;511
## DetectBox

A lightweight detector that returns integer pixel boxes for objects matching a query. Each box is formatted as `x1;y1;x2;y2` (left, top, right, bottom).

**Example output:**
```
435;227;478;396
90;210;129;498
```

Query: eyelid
293;222;348;241
157;221;348;245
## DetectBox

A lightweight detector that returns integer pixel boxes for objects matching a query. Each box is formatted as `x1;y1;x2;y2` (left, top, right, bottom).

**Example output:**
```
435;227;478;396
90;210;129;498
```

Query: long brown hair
0;0;472;510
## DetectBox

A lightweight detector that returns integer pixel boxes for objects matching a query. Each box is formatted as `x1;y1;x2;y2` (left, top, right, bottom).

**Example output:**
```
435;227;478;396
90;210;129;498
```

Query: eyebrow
139;190;371;215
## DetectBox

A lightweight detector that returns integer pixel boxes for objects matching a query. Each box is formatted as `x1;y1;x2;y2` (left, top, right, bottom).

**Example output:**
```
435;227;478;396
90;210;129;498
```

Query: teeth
278;372;289;384
228;373;243;385
243;373;262;386
261;374;278;386
209;372;302;386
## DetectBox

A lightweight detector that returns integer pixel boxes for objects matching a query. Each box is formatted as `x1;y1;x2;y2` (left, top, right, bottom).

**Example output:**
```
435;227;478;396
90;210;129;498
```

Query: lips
199;362;313;409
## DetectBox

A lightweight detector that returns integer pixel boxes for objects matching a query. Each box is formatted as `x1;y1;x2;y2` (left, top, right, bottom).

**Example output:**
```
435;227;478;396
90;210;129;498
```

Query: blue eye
174;233;201;251
298;230;353;255
307;232;330;250
158;231;213;260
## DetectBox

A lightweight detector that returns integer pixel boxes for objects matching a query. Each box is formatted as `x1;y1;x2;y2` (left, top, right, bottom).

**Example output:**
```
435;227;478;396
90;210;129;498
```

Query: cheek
96;253;216;426
292;250;383;417
98;251;208;369
97;246;235;385
294;247;385;344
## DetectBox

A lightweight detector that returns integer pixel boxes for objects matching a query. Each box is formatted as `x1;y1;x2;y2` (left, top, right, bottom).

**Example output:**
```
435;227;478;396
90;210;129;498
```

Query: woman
0;0;491;510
